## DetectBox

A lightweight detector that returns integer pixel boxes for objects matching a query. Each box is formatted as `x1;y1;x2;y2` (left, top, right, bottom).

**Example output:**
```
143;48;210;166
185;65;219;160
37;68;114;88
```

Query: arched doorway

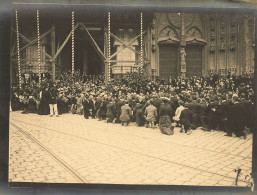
185;44;203;78
159;43;179;80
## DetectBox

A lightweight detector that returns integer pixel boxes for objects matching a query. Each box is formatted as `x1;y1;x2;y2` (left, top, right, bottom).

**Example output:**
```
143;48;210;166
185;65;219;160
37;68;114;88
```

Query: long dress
38;90;50;115
11;92;21;111
135;104;145;126
159;103;174;135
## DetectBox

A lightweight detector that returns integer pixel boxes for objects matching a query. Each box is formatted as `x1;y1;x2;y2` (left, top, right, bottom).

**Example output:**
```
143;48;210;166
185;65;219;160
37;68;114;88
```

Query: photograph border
1;0;256;194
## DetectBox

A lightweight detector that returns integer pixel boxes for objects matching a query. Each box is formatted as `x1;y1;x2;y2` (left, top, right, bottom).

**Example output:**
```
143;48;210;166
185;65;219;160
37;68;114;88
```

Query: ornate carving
220;16;226;51
209;15;216;52
230;16;237;51
247;15;255;47
166;13;195;29
166;13;182;28
151;16;156;52
186;27;202;39
180;47;186;73
159;26;178;40
184;14;195;28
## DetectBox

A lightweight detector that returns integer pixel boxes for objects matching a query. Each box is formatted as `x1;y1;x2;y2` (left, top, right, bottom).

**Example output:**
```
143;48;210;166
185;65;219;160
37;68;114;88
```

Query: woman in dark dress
98;97;108;120
106;98;116;123
10;90;21;111
159;97;174;135
134;103;145;126
38;87;50;115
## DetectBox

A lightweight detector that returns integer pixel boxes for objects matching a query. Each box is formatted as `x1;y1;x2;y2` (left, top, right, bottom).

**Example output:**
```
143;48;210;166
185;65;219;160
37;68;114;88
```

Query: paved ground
9;111;253;186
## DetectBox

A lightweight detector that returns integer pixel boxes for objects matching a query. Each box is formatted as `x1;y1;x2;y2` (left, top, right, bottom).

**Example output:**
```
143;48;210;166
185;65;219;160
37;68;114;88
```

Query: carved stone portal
209;15;216;53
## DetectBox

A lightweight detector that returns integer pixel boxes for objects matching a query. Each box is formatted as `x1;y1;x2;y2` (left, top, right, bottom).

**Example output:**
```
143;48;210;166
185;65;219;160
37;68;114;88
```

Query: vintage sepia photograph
8;2;255;188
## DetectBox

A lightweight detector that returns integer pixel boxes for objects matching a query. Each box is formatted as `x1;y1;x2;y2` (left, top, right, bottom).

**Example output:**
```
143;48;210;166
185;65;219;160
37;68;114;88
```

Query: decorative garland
108;12;111;82
140;12;143;67
71;11;75;74
15;10;22;88
37;10;41;86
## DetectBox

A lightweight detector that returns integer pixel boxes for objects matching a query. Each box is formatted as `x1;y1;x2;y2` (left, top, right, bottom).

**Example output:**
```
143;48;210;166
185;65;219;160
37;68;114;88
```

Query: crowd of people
10;70;254;138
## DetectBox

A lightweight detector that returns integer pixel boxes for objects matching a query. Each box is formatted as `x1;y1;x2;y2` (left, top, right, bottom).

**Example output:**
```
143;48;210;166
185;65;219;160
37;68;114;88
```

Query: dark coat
134;104;145;126
115;99;124;119
188;100;199;127
228;102;247;135
98;100;107;119
159;103;173;117
106;102;116;120
38;90;50;115
49;88;58;104
180;108;192;127
27;98;37;113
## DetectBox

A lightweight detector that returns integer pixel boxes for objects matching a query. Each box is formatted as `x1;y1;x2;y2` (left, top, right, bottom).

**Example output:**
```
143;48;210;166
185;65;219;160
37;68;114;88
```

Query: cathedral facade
10;10;255;84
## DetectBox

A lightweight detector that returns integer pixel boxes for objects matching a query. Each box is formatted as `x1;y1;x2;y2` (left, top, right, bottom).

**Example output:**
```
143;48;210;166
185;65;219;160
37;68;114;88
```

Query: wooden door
159;44;178;80
185;45;202;78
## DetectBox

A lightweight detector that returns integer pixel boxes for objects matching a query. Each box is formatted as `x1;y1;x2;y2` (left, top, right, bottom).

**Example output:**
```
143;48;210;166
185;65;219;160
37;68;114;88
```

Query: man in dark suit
188;97;199;129
82;94;90;119
227;96;247;138
115;97;124;123
198;98;208;129
49;84;59;117
207;98;219;130
179;102;193;135
240;93;250;128
219;96;230;133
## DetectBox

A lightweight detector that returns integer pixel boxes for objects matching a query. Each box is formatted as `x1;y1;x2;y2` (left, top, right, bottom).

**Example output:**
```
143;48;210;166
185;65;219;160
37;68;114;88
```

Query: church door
185;45;202;78
159;44;178;80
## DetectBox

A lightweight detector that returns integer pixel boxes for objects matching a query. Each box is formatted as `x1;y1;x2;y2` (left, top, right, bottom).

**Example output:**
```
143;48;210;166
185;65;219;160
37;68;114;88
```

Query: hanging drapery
108;12;111;82
71;11;75;74
36;10;41;86
15;10;22;88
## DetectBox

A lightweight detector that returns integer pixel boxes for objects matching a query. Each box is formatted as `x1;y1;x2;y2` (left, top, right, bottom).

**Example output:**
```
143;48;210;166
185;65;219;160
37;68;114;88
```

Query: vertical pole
15;10;22;88
140;12;143;75
140;12;143;68
51;25;56;81
71;11;75;74
104;27;108;84
108;12;111;82
36;10;41;87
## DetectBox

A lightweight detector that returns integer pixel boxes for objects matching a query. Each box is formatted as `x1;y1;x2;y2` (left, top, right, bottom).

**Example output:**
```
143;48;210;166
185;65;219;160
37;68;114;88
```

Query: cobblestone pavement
9;111;253;186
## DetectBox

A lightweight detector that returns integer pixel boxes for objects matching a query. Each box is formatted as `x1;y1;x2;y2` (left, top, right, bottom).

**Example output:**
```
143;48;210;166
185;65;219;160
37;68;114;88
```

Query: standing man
49;84;59;117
